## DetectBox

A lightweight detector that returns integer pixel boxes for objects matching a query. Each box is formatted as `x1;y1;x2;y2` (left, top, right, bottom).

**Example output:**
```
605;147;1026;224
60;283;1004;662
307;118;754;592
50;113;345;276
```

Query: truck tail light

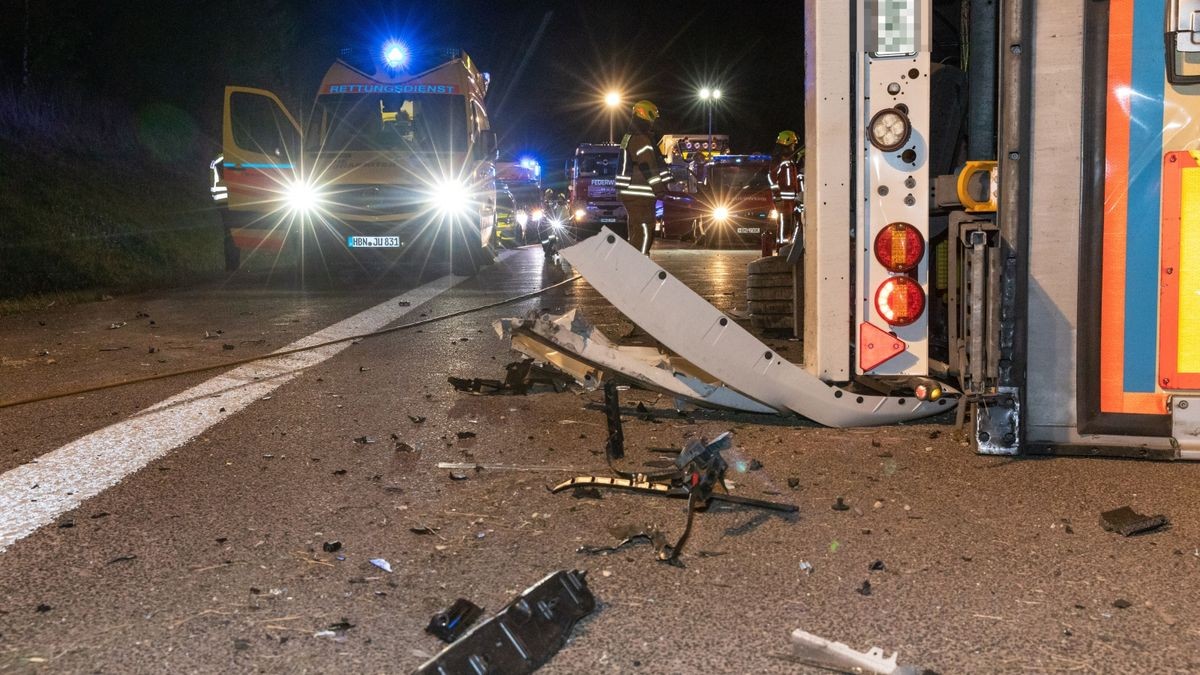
873;222;924;272
875;276;925;326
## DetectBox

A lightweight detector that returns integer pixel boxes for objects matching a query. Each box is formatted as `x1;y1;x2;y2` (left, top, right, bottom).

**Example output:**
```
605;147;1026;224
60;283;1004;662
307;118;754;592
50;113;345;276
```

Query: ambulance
217;43;497;276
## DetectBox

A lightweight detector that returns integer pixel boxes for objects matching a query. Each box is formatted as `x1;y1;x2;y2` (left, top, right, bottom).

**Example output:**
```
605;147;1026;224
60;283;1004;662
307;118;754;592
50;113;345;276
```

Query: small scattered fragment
353;436;377;445
1100;506;1168;536
426;598;484;643
832;497;850;511
869;560;886;572
1112;598;1132;609
449;472;470;481
222;343;235;351
799;561;814;575
410;526;438;536
369;558;393;573
323;541;342;553
747;459;764;471
456;431;477;440
857;580;873;596
409;415;426;424
109;322;126;330
787;477;800;489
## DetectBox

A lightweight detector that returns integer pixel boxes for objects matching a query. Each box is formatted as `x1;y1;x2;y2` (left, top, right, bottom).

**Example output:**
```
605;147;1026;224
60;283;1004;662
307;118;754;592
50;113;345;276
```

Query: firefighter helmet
632;100;660;123
776;130;798;146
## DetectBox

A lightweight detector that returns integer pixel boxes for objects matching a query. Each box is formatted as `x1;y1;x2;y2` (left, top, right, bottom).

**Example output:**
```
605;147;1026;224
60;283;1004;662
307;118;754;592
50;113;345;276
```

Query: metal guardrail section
560;228;953;427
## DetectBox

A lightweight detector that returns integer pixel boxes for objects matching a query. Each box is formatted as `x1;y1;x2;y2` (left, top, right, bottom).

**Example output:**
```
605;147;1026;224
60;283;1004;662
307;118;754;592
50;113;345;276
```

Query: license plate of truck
347;236;401;248
736;227;761;234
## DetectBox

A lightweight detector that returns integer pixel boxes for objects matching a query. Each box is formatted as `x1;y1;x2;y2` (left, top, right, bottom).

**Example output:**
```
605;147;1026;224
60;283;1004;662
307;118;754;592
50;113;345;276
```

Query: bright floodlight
383;41;409;69
712;89;722;100
699;87;712;100
712;205;730;222
604;91;621;108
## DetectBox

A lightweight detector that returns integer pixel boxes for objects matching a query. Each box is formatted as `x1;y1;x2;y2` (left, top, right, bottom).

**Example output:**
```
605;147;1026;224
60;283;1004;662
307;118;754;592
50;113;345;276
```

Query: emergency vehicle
216;44;497;276
662;154;776;247
549;0;1200;458
566;143;625;235
658;133;731;164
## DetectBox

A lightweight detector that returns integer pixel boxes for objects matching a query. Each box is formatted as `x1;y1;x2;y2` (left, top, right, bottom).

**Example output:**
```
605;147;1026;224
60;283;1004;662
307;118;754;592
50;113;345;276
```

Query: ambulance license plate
600;217;617;223
736;227;761;234
347;236;401;248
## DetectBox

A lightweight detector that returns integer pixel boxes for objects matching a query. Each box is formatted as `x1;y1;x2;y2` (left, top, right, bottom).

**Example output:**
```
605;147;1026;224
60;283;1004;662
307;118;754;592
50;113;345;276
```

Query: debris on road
455;431;476;440
447;359;575;396
578;524;671;558
448;471;470;481
353;436;377;445
799;561;814;575
787;477;800;489
409;415;426;424
1113;598;1132;609
790;628;927;675
322;541;342;553
222;343;235;350
108;322;126;330
870;560;886;571
410;526;439;536
437;462;580;473
857;580;873;596
369;558;392;573
425;598;484;643
832;497;850;511
414;570;595;675
1100;506;1168;536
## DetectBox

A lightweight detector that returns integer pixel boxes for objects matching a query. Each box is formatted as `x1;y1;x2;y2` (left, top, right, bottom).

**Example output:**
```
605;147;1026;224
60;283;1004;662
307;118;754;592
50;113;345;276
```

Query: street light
698;87;722;158
604;91;621;144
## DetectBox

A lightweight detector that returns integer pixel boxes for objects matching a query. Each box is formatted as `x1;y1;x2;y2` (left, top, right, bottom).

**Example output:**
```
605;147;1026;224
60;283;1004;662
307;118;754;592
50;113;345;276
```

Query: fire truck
566;143;625;236
548;0;1200;458
216;43;498;276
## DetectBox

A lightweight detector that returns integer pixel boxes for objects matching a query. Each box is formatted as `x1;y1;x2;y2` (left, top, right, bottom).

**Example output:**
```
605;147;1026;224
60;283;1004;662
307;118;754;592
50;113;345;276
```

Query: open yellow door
221;86;302;214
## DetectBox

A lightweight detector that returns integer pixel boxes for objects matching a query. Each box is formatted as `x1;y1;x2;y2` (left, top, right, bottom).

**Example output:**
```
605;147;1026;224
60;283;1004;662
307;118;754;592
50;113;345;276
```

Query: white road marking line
0;253;514;552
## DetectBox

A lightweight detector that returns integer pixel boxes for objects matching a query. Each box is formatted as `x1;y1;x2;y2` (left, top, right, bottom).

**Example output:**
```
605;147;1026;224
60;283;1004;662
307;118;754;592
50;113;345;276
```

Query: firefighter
615;100;671;255
767;130;802;257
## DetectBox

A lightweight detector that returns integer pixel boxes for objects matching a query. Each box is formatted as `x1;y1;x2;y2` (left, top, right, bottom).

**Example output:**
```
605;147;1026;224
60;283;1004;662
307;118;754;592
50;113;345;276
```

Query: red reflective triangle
859;322;907;372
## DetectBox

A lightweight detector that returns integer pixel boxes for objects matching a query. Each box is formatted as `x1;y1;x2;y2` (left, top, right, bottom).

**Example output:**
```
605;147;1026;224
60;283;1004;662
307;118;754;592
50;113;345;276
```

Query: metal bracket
413;570;595;675
975;386;1020;455
1171;396;1200;456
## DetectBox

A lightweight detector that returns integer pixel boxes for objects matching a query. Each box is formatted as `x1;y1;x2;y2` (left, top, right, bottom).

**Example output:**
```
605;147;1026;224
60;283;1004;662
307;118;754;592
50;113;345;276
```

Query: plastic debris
799;561;814;575
790;628;930;675
410;526;438;536
1100;506;1168;536
409;415;426;424
109;322;126;330
426;599;484;643
323;541;342;553
353;436;377;445
857;580;873;596
449;472;470;481
832;497;850;511
369;558;392;573
456;431;477;440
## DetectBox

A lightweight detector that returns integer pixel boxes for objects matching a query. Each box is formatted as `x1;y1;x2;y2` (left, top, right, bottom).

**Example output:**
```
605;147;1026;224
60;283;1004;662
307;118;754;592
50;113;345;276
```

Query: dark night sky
0;1;805;180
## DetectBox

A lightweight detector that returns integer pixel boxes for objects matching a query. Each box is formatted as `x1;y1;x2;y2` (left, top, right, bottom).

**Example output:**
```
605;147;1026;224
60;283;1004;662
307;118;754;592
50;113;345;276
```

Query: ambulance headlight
574;208;587;221
712;206;730;222
431;179;470;216
531;208;544;222
868;108;911;152
769;208;779;220
516;210;529;227
285;179;321;213
550;218;564;230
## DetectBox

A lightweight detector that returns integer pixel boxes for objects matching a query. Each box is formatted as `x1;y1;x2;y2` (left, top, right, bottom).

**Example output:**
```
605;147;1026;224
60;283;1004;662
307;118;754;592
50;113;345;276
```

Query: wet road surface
1;242;1199;673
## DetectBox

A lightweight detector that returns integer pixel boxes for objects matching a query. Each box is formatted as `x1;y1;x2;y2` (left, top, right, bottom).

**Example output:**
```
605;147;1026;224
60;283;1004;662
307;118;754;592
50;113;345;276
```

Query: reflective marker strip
1158;152;1200;390
1178;168;1200;373
0;253;514;553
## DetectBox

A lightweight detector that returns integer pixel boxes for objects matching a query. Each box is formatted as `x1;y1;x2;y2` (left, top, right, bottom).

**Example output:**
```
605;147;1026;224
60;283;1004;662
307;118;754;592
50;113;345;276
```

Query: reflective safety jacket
616;130;672;200
768;156;801;202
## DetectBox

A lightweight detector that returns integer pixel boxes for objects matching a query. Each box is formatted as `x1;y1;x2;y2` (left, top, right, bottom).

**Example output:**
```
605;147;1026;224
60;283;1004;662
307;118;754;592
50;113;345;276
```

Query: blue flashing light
518;156;541;178
382;40;410;69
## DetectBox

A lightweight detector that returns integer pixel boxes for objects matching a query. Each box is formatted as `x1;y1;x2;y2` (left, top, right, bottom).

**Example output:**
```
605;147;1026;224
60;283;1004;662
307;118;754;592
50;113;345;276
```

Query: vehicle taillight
873;222;925;272
874;276;926;326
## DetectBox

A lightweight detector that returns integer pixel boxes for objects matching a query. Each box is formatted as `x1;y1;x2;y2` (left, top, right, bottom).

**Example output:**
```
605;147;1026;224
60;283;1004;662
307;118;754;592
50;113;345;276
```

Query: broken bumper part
413;570;595;675
559;228;954;427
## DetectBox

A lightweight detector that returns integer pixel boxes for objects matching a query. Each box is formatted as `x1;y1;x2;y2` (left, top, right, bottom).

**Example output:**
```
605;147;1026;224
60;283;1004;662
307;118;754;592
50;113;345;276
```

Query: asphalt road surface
1;242;1199;674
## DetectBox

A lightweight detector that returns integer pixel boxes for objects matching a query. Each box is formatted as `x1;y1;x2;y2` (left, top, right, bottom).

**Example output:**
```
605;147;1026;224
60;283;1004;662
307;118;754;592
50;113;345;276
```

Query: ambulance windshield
310;93;468;153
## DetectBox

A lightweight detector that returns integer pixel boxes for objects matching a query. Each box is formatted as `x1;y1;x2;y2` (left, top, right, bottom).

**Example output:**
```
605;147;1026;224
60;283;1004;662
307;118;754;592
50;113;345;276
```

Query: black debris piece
323;541;342;553
333;469;348;476
448;360;575;396
57;521;74;529
359;366;370;372
35;604;51;613
635;402;649;414
222;343;235;351
414;570;594;674
409;415;426;424
857;580;873;596
747;459;764;471
928;430;941;439
869;560;886;572
215;537;227;544
395;441;417;453
353;436;377;445
449;472;470;481
410;526;438;536
456;431;477;440
425;598;484;643
787;477;800;489
107;555;137;565
327;619;355;632
832;497;850;511
1100;506;1168;536
1112;598;1132;609
398;300;411;307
